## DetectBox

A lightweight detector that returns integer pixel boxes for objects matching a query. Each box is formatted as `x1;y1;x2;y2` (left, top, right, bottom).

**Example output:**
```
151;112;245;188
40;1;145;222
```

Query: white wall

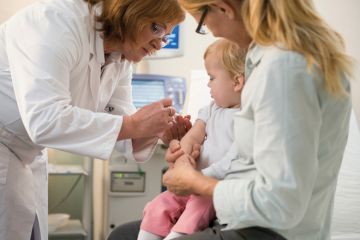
0;0;35;22
2;0;357;118
314;0;360;123
143;1;360;124
1;1;359;239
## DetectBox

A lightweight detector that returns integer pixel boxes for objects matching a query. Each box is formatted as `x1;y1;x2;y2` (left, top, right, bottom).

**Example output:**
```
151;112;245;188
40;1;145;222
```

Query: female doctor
0;0;188;240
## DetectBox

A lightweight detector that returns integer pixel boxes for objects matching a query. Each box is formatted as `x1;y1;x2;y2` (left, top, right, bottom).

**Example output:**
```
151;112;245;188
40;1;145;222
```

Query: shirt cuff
113;139;135;162
133;138;158;163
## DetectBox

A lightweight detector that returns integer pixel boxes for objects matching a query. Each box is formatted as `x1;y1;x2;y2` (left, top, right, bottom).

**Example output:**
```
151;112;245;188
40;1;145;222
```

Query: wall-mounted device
131;74;186;114
110;171;145;193
146;24;184;59
105;146;168;237
104;73;186;237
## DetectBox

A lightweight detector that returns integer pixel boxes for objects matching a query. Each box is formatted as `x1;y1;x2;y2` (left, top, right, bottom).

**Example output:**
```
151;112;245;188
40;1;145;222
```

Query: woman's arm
163;154;218;196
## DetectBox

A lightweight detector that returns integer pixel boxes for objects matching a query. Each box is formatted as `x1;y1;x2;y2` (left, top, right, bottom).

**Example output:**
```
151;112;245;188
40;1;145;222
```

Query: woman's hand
165;139;200;168
159;114;192;145
163;154;200;195
118;98;175;140
163;153;219;197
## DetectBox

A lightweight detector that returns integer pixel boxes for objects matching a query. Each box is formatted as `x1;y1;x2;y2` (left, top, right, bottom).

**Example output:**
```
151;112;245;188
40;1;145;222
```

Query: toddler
138;39;247;240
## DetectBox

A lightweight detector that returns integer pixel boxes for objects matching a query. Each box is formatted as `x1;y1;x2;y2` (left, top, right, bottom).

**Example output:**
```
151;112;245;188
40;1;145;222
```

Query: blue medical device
146;24;184;59
131;74;186;113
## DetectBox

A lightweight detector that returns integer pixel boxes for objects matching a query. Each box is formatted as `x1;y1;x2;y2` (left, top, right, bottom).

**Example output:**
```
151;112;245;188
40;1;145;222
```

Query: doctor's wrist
117;115;137;140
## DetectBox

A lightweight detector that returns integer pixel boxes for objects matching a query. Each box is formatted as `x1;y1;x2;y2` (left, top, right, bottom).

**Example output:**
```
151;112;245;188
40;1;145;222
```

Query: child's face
204;51;241;108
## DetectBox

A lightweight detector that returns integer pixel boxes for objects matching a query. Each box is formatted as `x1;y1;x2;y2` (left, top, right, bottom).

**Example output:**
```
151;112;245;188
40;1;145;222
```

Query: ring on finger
168;107;173;116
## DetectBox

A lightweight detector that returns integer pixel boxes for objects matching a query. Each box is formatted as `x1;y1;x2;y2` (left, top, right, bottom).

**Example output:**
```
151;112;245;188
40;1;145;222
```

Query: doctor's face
119;22;176;62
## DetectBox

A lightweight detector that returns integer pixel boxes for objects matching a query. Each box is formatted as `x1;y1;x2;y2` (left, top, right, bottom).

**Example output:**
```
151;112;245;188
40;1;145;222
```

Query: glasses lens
161;36;170;47
197;25;208;35
152;23;166;37
152;23;170;47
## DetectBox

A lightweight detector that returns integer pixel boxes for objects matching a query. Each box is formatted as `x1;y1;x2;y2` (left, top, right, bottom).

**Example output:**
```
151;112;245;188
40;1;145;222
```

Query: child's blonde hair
204;39;247;80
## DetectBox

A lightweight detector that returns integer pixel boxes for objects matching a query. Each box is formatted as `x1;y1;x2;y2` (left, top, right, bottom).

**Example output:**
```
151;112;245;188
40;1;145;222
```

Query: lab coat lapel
88;21;105;109
88;53;101;108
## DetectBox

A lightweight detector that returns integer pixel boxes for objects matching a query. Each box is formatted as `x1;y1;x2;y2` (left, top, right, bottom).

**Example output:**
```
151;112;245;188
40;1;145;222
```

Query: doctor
0;0;187;240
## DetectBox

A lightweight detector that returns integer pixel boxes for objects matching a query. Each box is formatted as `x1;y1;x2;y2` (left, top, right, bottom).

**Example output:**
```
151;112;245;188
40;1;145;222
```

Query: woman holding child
109;0;353;239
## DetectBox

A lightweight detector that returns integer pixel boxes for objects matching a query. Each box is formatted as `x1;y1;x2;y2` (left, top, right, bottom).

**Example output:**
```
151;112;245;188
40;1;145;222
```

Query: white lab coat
0;0;149;239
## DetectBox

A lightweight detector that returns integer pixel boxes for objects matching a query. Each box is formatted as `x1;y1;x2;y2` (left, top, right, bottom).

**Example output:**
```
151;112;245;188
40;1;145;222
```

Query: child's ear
233;74;245;92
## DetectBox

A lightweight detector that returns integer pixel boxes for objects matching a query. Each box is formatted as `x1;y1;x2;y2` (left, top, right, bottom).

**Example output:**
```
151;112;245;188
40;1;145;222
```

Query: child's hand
189;143;201;163
159;114;192;145
165;140;200;168
165;139;184;168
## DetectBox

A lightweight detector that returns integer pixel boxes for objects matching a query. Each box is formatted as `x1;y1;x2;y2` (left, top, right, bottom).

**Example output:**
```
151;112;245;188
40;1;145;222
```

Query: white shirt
197;101;246;179
213;43;351;240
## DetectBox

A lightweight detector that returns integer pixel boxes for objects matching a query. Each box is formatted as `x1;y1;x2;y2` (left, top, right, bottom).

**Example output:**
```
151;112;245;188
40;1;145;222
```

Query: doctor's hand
163;154;217;197
165;139;200;168
159;114;192;145
118;98;175;140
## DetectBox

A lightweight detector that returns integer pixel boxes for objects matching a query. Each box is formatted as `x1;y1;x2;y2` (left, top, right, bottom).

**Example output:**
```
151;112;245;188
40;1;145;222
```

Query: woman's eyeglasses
151;23;170;47
195;6;209;35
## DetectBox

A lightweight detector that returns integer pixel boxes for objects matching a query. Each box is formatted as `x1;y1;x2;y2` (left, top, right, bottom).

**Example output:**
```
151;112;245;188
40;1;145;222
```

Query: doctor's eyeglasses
151;23;170;47
196;6;209;35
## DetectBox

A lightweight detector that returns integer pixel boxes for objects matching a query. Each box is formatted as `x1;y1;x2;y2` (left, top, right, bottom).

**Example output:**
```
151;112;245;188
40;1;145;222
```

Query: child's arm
179;119;206;156
202;142;238;179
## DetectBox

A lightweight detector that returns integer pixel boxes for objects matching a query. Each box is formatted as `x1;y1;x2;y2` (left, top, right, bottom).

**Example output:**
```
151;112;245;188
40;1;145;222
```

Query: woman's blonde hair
178;0;214;15
204;39;247;79
86;0;185;44
240;0;353;96
179;0;353;96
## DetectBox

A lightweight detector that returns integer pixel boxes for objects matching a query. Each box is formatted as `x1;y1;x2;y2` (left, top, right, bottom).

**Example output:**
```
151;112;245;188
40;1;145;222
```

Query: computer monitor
146;24;184;59
131;74;186;113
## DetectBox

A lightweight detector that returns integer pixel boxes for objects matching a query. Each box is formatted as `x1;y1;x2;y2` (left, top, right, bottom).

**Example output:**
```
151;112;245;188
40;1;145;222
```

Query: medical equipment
48;161;90;240
132;74;186;113
48;213;70;234
146;24;184;59
104;74;187;237
104;145;168;236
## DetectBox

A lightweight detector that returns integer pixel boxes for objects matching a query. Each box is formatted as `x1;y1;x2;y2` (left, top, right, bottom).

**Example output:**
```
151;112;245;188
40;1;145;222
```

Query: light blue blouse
213;43;351;240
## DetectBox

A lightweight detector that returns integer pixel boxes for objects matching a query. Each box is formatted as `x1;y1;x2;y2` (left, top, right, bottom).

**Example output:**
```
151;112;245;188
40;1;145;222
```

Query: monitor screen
146;24;183;59
163;25;180;50
132;79;165;109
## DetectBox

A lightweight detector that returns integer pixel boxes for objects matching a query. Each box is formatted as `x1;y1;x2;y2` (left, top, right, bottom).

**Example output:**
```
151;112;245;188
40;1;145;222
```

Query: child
137;39;247;240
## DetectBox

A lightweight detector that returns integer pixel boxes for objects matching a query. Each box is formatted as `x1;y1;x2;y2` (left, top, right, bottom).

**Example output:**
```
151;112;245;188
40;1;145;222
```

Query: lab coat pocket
0;143;10;185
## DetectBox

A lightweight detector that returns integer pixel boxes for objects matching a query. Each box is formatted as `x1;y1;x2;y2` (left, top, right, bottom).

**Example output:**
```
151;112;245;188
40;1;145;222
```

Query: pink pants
140;191;216;237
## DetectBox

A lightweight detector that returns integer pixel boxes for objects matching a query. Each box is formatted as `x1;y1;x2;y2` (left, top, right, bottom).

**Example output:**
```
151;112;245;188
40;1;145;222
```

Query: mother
0;0;187;240
108;0;353;239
